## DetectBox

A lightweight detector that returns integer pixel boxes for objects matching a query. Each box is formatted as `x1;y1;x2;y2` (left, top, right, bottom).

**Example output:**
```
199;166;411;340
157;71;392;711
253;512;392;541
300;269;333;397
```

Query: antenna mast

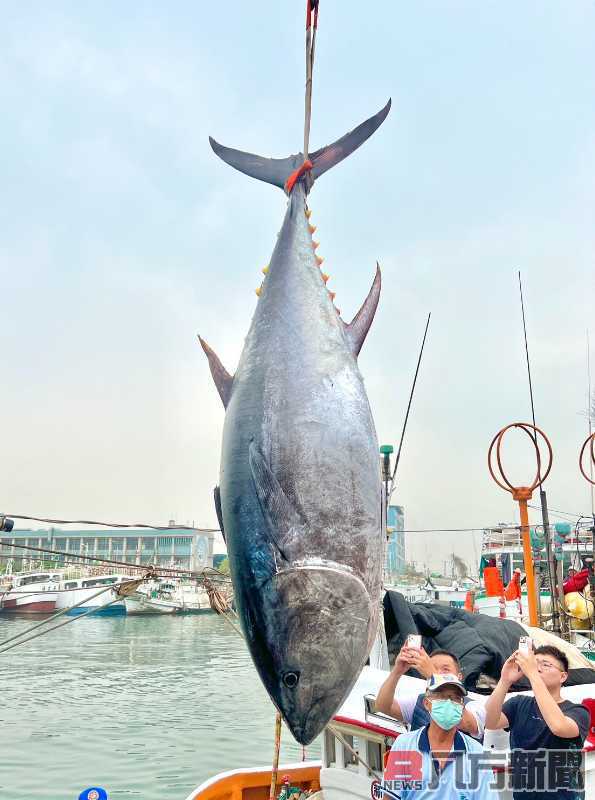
518;272;564;636
388;312;431;501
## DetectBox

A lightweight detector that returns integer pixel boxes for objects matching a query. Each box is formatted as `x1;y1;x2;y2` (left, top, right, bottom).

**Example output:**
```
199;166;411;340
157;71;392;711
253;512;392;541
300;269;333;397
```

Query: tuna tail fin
309;99;391;181
209;98;391;194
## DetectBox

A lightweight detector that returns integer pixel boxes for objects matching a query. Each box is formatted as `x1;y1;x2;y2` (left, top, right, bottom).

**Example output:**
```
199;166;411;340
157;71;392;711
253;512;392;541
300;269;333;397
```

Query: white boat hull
55;586;126;616
1;591;57;613
125;594;177;614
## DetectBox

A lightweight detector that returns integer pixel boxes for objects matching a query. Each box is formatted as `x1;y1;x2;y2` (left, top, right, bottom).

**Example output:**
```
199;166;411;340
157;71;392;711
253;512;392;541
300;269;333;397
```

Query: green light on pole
380;444;393;483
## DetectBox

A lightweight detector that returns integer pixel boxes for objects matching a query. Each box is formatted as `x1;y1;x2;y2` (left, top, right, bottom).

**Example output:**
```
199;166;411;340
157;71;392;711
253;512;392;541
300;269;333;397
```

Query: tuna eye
282;671;300;689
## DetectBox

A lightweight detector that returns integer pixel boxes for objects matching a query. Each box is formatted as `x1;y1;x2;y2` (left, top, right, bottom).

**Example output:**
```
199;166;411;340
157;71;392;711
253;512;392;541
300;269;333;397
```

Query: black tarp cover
383;590;595;692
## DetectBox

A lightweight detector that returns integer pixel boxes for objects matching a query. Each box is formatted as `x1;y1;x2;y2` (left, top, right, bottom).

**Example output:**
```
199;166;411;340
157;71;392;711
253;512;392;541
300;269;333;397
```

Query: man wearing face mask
485;644;589;799
383;674;497;799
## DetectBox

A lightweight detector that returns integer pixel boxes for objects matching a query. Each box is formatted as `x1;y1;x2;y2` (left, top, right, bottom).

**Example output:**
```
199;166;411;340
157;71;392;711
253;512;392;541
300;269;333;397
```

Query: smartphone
407;634;422;650
518;636;532;654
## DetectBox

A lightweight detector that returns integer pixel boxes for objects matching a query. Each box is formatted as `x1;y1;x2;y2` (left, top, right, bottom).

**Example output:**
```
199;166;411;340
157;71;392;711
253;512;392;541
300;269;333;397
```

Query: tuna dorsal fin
344;263;381;357
198;336;234;408
214;486;225;544
249;442;307;563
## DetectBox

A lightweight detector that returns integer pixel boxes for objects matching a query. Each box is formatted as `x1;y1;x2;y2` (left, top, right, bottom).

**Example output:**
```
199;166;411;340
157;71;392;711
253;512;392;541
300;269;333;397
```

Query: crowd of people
377;639;591;799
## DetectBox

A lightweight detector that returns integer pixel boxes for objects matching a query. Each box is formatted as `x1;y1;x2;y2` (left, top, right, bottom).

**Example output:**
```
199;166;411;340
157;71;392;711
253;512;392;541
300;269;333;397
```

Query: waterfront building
1;522;216;573
385;505;405;577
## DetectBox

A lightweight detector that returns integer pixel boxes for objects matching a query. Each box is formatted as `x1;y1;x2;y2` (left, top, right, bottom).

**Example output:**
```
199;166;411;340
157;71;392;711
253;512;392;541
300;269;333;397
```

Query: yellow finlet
308;224;317;235
312;241;320;251
262;266;269;275
305;209;312;219
315;255;324;266
321;273;330;284
255;286;262;297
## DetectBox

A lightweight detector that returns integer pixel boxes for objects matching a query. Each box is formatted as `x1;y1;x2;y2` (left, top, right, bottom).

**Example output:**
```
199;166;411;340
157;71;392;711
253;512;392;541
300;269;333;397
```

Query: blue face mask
429;698;464;730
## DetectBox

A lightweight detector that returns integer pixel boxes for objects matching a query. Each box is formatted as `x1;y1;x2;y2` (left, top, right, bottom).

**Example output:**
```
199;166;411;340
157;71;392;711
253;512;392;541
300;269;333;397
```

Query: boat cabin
11;571;62;589
60;575;122;591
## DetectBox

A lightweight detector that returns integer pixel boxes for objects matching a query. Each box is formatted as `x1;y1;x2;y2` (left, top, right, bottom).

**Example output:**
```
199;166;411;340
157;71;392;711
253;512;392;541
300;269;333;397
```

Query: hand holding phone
518;636;532;654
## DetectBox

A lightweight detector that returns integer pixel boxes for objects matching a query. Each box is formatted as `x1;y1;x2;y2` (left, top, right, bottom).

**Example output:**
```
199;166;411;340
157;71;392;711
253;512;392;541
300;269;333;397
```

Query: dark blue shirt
502;694;589;800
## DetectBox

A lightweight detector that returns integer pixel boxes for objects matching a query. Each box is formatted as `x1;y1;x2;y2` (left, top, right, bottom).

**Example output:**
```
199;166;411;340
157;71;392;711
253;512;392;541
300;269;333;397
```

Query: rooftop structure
1;523;216;574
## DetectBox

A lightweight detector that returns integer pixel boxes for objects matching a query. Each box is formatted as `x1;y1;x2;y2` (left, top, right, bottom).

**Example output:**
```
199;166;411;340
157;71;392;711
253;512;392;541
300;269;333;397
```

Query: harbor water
0;614;320;799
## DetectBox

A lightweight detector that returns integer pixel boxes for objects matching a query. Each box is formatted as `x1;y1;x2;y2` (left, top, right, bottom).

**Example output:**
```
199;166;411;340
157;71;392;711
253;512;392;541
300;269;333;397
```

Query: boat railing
482;525;593;551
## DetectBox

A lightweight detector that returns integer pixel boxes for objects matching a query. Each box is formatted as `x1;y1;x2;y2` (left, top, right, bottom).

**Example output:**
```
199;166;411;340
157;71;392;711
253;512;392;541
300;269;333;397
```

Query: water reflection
0;614;320;799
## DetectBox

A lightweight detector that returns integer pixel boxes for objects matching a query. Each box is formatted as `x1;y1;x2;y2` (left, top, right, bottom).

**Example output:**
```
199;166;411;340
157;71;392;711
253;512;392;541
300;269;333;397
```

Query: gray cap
426;673;467;696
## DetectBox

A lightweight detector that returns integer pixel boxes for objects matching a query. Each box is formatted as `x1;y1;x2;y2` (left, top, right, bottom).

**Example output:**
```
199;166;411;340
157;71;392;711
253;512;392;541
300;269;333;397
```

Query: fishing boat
56;574;128;616
0;570;63;613
125;580;216;615
480;521;592;589
475;522;595;628
186;665;595;800
125;594;178;614
125;581;179;614
175;582;215;614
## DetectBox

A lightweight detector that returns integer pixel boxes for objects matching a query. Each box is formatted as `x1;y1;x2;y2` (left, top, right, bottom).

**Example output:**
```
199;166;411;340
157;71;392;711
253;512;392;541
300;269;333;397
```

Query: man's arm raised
516;650;580;738
375;646;421;720
485;654;521;730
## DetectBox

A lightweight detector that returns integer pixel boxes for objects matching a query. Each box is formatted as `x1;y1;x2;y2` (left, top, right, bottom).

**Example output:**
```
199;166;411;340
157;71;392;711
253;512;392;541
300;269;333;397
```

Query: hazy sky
2;2;594;570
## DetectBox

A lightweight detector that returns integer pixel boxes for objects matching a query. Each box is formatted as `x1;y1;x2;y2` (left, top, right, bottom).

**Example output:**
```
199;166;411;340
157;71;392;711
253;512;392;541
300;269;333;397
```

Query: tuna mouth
259;562;376;745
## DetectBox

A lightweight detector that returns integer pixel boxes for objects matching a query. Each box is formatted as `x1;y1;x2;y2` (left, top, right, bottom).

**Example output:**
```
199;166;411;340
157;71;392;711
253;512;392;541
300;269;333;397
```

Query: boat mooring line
0;585;140;656
0;578;145;652
269;711;283;800
0;584;114;648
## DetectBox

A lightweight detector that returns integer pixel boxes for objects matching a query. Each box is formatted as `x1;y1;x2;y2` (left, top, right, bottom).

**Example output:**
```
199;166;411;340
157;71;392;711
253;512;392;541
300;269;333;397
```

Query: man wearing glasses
484;645;590;799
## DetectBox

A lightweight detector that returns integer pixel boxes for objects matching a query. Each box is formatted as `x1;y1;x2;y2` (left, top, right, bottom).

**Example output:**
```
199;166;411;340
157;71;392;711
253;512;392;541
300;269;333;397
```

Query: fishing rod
517;271;564;635
388;312;431;501
586;330;594;516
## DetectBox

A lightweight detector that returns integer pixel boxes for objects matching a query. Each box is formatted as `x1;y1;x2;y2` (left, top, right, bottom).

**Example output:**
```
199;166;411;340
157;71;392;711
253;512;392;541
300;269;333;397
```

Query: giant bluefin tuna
200;99;390;744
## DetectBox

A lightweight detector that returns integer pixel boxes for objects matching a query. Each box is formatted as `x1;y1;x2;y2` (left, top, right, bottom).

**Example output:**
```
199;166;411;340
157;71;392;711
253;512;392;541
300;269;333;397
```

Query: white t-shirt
397;692;486;738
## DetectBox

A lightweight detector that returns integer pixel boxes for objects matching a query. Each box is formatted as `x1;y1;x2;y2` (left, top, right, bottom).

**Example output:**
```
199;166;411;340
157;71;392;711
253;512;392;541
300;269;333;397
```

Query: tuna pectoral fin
214;486;225;544
209;99;391;194
198;336;234;408
249;442;307;562
344;263;381;357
